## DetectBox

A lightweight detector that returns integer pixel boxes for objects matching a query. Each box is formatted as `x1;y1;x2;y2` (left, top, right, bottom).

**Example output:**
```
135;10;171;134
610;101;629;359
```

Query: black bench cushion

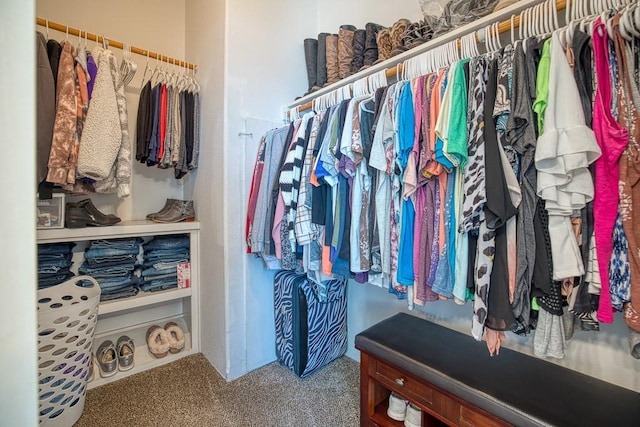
355;312;640;427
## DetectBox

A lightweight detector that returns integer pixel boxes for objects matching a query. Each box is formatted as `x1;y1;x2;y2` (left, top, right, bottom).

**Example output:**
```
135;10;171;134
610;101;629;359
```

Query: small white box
37;193;65;229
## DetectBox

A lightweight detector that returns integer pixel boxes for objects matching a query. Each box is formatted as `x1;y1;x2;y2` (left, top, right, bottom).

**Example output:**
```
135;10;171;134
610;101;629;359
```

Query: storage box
37;193;65;229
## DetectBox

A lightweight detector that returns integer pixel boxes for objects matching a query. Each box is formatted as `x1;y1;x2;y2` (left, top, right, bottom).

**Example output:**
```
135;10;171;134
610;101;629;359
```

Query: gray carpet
74;353;360;427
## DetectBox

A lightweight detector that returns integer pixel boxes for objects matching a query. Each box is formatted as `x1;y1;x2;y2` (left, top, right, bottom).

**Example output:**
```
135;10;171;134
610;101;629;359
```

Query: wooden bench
355;312;640;426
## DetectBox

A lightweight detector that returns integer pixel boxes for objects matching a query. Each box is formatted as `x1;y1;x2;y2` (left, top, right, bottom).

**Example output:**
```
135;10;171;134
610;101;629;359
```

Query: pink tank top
592;18;629;323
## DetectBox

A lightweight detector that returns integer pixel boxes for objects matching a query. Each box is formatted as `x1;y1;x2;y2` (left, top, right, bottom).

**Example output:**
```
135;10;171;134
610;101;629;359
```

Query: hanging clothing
592;18;629;323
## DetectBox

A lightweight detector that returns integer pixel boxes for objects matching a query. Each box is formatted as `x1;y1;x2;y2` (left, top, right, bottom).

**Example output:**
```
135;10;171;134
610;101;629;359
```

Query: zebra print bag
274;270;348;377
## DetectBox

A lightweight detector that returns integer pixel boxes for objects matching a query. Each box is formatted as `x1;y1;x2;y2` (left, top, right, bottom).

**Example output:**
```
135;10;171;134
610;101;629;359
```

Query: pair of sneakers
92;336;135;379
387;392;422;427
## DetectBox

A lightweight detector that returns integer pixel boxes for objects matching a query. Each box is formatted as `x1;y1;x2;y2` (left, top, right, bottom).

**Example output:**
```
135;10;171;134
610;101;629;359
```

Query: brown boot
351;29;366;74
338;24;356;80
373;28;392;65
360;23;384;70
389;19;411;57
325;34;339;86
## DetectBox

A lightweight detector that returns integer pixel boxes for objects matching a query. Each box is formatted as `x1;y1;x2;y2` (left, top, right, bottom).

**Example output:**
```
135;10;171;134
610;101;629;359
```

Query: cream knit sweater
77;47;131;197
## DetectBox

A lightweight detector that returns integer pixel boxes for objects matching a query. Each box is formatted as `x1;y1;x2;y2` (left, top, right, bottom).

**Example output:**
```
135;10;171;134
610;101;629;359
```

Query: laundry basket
37;276;101;426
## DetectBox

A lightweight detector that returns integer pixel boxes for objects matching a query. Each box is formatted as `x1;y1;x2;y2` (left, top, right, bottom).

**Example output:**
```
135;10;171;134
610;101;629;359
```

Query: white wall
316;0;423;30
0;1;38;424
36;0;189;221
185;0;227;377
224;0;318;379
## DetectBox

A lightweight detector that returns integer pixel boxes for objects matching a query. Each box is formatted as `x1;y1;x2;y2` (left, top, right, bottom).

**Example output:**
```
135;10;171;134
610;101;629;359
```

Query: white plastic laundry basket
37;276;101;426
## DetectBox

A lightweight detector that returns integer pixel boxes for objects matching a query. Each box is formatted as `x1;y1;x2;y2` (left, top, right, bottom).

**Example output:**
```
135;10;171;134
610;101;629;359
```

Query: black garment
146;84;162;166
573;30;594;127
136;81;153;162
311;108;333;225
532;201;564;316
483;57;517;332
46;39;62;92
483;58;518;230
36;32;55;198
571;30;596;315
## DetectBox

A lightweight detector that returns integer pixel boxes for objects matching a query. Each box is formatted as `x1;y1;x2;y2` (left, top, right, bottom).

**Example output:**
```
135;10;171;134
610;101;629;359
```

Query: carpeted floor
74;353;360;427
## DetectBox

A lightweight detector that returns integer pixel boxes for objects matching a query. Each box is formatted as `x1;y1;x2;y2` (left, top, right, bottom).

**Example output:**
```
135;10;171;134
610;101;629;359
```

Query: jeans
100;286;139;301
140;280;177;292
79;263;136;277
97;274;139;291
144;248;190;259
38;272;74;288
85;246;141;258
38;242;75;255
142;258;189;270
143;235;190;251
84;254;137;268
89;238;142;250
142;266;178;278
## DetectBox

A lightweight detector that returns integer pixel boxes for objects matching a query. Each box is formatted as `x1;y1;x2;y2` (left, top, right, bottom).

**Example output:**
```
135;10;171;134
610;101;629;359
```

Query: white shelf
37;220;200;244
98;287;192;315
88;315;193;389
37;220;200;389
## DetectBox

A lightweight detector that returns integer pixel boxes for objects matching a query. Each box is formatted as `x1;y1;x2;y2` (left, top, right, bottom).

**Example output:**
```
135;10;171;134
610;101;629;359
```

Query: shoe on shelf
165;321;186;354
404;403;422;427
65;199;121;228
150;200;195;223
387;392;408;421
96;340;118;378
117;335;135;371
146;325;171;358
146;198;178;220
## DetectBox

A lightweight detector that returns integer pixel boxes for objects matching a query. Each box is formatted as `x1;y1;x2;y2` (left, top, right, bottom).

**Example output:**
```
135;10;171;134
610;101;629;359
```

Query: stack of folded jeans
141;234;190;292
38;242;76;289
79;238;142;302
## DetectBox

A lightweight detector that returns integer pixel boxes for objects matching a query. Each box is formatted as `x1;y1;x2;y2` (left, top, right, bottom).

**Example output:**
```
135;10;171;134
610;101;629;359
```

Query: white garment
535;32;601;280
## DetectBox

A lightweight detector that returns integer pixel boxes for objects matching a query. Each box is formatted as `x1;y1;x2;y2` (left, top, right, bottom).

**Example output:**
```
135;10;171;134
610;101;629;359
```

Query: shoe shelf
88;315;194;389
98;287;193;315
37;220;200;244
37;220;201;390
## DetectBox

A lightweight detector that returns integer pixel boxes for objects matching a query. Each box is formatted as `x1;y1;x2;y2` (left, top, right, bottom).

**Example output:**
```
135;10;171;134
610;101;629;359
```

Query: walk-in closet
2;0;640;426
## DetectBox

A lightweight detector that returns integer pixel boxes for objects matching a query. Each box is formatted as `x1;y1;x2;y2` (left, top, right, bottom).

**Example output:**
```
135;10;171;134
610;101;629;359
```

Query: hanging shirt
592;18;629;323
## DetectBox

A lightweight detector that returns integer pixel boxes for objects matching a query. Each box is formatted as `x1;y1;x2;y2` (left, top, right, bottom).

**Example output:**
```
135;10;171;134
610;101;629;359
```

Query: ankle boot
337;25;356;80
151;200;195;223
317;33;329;87
389;19;411;57
351;29;366;74
65;199;121;228
361;23;384;70
146;198;178;220
374;28;392;65
303;38;320;95
325;34;339;86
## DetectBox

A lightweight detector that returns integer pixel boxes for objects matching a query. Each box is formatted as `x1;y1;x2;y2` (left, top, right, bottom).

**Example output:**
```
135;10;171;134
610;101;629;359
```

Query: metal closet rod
36;17;197;70
290;0;568;114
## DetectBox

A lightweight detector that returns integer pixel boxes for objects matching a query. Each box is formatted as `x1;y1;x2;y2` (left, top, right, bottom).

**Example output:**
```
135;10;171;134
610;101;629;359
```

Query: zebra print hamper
274;271;347;377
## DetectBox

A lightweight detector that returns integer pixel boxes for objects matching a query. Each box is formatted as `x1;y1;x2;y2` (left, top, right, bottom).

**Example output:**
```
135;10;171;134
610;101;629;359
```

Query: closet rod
36;17;196;70
289;0;567;114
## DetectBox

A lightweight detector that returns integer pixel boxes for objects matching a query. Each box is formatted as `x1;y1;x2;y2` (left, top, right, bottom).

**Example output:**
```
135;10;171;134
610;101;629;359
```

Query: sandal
164;322;186;354
96;340;118;378
146;325;170;358
117;335;135;371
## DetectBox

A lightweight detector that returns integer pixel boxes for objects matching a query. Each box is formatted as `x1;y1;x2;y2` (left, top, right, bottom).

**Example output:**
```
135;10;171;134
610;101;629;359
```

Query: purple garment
86;51;98;99
427;176;441;288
